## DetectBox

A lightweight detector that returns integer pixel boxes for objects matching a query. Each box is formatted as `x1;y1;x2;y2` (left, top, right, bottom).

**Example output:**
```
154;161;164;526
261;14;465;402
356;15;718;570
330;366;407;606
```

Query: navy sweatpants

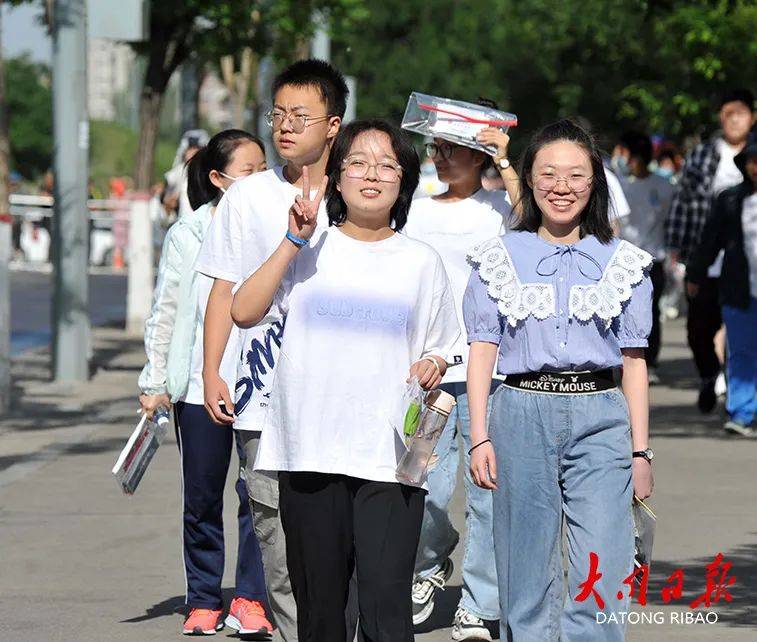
174;402;267;609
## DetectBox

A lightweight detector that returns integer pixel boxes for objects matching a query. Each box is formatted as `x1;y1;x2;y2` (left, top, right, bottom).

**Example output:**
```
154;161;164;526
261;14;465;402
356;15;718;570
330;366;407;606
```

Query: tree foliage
5;55;52;179
332;0;756;150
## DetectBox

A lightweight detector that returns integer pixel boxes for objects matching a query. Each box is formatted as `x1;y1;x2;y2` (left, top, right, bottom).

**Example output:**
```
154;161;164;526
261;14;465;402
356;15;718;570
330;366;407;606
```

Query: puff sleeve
463;268;503;346
616;271;653;348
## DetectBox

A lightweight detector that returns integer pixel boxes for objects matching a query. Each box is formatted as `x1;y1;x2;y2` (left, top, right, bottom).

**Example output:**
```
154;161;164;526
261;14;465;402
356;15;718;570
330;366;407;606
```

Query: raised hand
476;127;511;163
289;165;328;242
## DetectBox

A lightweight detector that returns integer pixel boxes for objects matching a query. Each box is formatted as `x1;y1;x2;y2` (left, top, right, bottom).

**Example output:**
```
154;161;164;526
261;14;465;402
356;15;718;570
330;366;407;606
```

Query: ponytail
186;147;214;210
186;129;266;211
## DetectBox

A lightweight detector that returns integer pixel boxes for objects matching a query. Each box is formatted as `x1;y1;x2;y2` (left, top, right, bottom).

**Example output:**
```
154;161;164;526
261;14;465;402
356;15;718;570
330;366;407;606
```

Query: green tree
332;0;756;150
131;0;367;191
4;55;52;179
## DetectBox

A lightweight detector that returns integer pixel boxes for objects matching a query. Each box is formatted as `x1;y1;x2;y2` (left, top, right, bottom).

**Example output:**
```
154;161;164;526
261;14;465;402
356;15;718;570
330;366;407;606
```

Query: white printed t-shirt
403;189;512;383
254;227;460;485
195;166;328;431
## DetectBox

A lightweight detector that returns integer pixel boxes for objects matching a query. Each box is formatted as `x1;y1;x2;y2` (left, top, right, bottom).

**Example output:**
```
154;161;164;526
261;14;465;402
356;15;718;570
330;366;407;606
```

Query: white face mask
218;171;244;193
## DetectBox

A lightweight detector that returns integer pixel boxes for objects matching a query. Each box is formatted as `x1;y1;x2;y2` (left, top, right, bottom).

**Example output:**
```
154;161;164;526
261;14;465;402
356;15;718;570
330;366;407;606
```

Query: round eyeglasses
425;141;457;161
341;157;403;183
532;174;594;193
265;109;330;134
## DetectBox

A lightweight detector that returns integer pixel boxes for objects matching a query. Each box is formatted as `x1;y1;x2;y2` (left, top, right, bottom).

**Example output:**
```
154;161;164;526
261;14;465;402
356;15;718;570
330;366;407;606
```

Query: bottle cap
425;389;456;417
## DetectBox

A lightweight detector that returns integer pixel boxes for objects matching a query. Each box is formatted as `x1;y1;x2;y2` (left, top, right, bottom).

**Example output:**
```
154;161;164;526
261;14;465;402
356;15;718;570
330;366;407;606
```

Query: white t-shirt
618;174;676;261
183;273;240;404
605;167;631;220
707;139;744;277
195;166;328;430
403;189;512;382
742;193;757;299
713;139;744;196
254;227;460;486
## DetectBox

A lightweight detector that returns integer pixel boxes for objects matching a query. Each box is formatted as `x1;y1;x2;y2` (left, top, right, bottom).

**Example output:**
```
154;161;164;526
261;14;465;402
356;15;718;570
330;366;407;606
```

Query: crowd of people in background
135;55;755;642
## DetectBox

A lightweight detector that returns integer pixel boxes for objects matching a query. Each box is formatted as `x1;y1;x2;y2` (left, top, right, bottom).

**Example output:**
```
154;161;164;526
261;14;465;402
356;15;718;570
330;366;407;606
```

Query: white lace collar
467;237;556;327
569;240;653;328
468;237;653;329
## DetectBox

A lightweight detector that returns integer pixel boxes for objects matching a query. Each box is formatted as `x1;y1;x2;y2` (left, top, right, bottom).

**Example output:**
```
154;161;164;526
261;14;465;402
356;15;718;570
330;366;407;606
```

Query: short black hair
619;130;653;166
325;119;420;232
271;58;349;118
719;88;754;111
514;118;613;244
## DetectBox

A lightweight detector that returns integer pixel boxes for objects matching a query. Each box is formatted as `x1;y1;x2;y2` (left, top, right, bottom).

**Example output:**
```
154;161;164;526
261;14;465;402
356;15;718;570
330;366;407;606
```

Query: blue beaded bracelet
285;231;308;248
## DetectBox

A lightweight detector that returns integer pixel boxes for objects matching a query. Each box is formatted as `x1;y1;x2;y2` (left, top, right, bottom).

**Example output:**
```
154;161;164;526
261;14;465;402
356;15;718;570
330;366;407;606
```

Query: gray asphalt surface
0;320;755;641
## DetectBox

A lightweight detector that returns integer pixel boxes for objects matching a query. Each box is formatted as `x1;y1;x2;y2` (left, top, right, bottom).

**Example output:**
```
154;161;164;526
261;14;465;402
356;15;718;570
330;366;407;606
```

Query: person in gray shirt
614;131;675;383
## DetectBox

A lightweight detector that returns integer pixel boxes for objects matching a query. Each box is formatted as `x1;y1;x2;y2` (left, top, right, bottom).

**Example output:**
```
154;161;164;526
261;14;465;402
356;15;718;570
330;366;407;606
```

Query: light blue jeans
722;299;757;425
490;385;634;641
414;382;499;621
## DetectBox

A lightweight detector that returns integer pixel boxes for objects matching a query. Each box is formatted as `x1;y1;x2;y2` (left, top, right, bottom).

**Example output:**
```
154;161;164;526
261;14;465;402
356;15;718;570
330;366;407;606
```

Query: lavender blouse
462;231;653;374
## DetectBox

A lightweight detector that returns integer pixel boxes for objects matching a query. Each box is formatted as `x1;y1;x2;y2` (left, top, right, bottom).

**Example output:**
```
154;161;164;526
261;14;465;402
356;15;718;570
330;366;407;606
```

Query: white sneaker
451;607;492;641
412;558;454;625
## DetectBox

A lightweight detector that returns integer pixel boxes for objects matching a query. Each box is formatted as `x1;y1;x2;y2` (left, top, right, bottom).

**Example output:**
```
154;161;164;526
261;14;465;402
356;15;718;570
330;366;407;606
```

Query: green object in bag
403;401;422;437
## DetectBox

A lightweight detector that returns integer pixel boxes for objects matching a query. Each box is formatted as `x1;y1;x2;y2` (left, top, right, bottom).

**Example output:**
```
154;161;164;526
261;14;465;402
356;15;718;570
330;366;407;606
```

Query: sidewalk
0;321;755;641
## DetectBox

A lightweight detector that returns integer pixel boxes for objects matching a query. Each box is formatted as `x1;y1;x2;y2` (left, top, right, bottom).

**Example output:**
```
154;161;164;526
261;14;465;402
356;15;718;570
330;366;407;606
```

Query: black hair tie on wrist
468;438;491;455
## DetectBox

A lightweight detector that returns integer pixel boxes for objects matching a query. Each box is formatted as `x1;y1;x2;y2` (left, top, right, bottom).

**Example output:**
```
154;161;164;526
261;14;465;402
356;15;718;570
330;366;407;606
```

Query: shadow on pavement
647;540;757;628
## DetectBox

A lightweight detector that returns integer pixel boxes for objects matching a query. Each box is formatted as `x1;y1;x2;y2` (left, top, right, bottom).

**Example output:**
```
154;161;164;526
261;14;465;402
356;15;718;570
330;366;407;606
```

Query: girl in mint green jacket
137;130;273;636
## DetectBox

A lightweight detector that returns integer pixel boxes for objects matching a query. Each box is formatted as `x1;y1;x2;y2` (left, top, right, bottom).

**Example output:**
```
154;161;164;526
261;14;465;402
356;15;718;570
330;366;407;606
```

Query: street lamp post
51;0;90;382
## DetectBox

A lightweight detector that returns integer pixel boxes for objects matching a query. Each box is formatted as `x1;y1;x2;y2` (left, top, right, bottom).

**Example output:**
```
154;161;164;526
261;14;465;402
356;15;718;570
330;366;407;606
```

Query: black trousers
647;261;666;367
686;276;722;379
279;472;426;642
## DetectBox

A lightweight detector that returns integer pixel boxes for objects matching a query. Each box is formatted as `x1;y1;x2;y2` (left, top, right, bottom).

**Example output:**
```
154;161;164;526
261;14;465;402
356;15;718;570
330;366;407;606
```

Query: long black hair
325;119;420;232
514;119;613;244
186;129;265;211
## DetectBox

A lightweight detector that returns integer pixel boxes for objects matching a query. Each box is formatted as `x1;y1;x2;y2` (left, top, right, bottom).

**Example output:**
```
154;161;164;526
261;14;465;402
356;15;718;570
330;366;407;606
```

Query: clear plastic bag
401;92;518;155
112;408;170;495
390;376;425;448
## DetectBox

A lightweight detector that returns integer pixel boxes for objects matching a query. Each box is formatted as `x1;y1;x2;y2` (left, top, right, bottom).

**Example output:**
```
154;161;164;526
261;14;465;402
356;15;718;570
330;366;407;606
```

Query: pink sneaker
225;597;273;636
183;608;223;635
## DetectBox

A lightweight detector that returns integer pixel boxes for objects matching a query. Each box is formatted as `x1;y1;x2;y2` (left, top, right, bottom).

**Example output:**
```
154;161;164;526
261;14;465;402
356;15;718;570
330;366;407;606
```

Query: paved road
0;320;754;641
10;269;127;355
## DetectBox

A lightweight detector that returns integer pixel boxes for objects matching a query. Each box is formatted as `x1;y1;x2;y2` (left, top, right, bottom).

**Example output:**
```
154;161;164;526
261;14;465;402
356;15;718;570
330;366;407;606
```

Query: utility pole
0;3;12;411
51;0;90;382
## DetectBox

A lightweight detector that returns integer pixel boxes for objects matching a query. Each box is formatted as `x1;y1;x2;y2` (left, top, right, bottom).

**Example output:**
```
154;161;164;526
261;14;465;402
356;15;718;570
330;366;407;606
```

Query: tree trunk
133;19;193;191
134;87;163;191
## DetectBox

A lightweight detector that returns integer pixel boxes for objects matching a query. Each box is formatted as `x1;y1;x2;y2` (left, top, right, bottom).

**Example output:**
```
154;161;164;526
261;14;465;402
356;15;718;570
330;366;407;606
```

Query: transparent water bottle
396;390;456;485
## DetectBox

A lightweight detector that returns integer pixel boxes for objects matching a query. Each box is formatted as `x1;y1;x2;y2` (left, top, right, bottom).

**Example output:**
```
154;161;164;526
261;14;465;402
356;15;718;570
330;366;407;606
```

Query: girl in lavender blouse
463;120;654;641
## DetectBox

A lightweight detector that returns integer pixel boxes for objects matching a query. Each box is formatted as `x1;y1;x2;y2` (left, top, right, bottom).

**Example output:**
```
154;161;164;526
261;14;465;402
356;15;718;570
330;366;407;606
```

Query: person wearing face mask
232;120;460;642
465;119;653;641
666;89;755;414
137;129;272;637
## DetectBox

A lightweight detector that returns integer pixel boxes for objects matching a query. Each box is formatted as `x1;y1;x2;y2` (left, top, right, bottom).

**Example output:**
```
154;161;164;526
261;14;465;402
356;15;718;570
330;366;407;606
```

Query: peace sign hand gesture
289;165;328;242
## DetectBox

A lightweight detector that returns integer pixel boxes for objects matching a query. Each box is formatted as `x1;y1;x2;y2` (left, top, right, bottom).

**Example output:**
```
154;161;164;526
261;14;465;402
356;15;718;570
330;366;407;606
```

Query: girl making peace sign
232;119;460;642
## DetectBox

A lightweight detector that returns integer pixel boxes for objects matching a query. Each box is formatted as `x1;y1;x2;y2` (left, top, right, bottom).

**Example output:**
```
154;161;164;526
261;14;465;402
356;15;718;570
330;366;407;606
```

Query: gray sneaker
724;420;756;437
451;606;492;641
412;558;454;625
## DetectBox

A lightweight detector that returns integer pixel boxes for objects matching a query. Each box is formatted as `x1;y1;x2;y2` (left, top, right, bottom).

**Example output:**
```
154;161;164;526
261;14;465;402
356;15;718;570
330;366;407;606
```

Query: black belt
503;369;618;395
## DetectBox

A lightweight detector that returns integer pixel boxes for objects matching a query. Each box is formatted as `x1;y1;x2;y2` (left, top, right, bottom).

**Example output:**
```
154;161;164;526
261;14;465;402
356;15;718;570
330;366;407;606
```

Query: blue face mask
611;155;630;176
655;167;675;180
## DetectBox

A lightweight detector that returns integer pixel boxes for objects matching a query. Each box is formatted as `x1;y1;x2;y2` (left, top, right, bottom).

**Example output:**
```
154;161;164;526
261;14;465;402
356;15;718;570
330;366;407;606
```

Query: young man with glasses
402;120;517;641
195;59;348;641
